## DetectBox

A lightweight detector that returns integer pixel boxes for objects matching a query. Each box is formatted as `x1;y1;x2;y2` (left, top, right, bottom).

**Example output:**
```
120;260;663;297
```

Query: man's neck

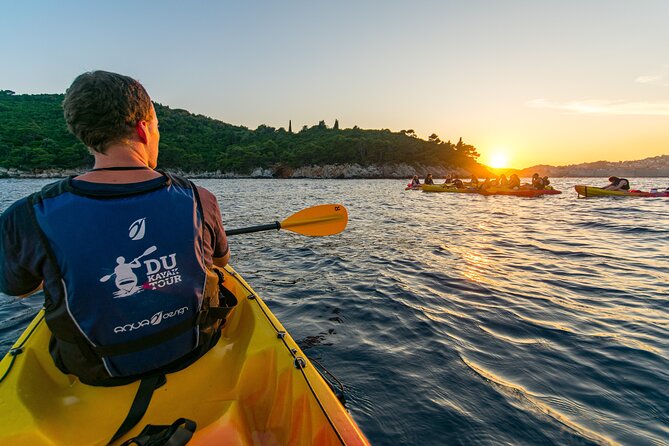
75;144;161;184
92;142;153;168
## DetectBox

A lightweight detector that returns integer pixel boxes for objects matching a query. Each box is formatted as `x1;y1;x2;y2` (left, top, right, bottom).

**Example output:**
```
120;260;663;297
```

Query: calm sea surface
1;177;668;445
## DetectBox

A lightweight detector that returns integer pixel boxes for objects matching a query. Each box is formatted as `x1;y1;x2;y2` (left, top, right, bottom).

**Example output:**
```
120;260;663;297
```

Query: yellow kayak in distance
0;265;369;446
575;185;669;198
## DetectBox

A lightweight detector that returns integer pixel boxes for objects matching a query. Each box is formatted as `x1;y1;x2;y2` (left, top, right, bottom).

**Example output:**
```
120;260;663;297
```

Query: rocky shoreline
5;160;666;180
0;163;472;180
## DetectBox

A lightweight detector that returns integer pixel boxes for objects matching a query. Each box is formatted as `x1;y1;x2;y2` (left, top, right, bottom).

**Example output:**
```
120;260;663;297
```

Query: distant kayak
421;184;479;193
575;185;669;197
479;187;561;197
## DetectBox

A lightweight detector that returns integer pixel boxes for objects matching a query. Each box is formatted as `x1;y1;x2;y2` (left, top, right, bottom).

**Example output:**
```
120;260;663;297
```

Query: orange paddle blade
280;204;348;236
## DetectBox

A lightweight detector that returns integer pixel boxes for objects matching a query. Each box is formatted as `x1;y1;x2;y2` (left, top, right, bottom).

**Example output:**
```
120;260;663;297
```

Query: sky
1;0;668;169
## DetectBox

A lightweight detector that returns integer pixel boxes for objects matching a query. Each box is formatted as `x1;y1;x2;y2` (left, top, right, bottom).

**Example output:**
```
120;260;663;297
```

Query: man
603;176;630;191
531;173;545;190
0;71;230;386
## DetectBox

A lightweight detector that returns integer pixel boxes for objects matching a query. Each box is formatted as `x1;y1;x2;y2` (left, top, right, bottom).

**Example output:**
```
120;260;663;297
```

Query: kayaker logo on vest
99;245;183;298
129;218;146;241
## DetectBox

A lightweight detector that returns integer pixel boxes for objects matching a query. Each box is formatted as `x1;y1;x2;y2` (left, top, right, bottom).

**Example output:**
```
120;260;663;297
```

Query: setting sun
489;152;509;169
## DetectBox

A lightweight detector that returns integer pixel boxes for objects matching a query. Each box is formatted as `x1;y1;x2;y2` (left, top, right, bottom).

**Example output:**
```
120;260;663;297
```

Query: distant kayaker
531;173;545;190
498;174;509;187
425;173;434;185
603;176;630;191
470;174;479;187
410;175;421;186
508;174;521;189
0;71;231;386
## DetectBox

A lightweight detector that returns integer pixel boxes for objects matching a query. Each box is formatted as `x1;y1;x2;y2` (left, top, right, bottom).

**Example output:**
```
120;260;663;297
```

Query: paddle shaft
226;221;280;236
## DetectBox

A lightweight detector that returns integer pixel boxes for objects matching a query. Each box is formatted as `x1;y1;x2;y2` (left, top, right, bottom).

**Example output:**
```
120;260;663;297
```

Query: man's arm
213;250;230;268
0;198;45;297
196;186;230;268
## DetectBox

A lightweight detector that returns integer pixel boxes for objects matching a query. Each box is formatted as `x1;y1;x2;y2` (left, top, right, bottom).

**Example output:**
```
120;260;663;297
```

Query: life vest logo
129;218;146;241
100;218;183;298
99;246;157;297
100;246;182;298
114;306;189;334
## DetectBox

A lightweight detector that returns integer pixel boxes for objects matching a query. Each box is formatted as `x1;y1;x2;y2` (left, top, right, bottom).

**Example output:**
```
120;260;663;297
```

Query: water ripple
1;177;668;445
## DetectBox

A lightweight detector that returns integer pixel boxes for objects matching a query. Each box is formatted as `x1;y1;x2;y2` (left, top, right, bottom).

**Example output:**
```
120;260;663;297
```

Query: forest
0;90;483;176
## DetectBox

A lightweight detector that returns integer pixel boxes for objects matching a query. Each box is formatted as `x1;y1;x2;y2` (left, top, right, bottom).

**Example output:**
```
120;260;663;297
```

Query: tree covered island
0;90;487;178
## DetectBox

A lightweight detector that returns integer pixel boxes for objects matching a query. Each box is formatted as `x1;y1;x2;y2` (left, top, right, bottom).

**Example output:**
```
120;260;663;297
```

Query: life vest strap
108;374;167;445
196;306;234;325
119;417;196;446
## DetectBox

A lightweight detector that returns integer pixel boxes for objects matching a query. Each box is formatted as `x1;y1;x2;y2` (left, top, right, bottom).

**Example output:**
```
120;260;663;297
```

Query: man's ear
136;121;148;144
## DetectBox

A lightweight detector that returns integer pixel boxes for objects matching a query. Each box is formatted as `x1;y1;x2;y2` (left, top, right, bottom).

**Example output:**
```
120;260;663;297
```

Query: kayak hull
418;184;562;196
0;266;369;446
574;185;669;197
479;187;561;197
420;184;479;193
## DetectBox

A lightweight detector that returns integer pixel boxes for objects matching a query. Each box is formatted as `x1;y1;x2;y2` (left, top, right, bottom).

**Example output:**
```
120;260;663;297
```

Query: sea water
1;177;668;445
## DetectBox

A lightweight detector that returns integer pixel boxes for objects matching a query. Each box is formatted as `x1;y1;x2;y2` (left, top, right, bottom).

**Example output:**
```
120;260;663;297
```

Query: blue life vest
28;174;224;382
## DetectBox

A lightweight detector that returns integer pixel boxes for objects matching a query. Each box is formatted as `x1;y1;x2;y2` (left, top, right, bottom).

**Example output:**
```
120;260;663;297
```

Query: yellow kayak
421;184;479;193
574;185;669;197
0;265;369;446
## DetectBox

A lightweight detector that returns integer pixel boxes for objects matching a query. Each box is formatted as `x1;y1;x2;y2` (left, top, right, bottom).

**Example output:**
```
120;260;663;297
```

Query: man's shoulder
194;185;216;201
162;172;218;210
163;172;190;187
1;178;64;217
1;196;32;222
31;178;71;204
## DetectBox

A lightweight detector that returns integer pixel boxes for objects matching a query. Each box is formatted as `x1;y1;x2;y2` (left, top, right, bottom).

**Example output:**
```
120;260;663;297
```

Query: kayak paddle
225;204;348;237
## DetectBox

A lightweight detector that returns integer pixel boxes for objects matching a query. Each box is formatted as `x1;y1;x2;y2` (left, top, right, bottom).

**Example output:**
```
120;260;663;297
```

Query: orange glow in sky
488;152;509;169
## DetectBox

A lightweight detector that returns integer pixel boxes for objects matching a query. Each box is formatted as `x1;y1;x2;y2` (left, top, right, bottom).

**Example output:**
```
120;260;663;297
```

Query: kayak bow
0;265;369;446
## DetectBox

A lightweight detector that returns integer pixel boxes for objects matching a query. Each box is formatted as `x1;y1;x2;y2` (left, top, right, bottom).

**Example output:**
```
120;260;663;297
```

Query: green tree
0;92;484;174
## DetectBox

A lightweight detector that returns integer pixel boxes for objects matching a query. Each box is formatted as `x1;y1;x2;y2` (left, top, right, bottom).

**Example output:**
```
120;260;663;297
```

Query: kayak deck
0;266;368;446
574;185;669;197
420;184;479;193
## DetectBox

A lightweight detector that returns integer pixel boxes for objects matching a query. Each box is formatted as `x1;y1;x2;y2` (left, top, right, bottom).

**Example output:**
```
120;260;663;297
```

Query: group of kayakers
411;172;552;191
411;174;638;192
